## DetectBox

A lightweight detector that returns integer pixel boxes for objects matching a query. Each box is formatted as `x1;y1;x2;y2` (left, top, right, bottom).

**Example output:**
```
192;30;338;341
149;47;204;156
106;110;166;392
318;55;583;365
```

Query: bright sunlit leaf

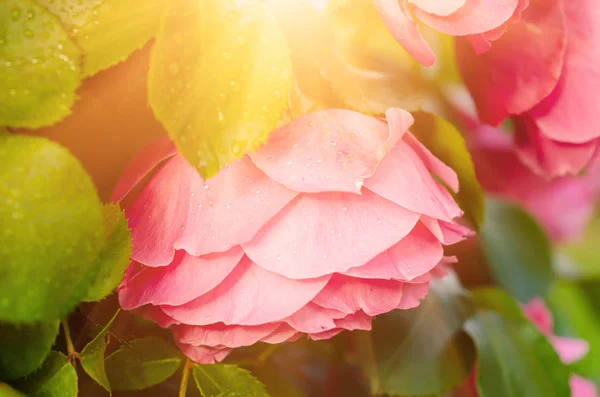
149;0;293;178
83;204;132;302
324;0;427;114
0;0;82;128
37;0;103;30
76;0;164;77
0;134;104;322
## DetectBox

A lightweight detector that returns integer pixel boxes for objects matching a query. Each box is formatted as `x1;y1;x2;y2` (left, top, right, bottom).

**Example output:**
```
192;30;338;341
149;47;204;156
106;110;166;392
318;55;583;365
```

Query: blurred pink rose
373;0;525;66
524;299;598;397
464;117;600;243
457;0;600;178
112;108;470;363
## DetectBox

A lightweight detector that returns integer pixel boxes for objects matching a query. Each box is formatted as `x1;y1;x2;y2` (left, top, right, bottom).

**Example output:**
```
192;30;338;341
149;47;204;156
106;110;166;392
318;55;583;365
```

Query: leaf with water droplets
0;0;82;128
75;0;164;77
83;204;132;302
411;112;485;229
37;0;103;29
105;337;181;391
80;310;120;392
0;320;59;381
193;364;270;397
0;134;104;322
148;0;293;178
15;351;78;397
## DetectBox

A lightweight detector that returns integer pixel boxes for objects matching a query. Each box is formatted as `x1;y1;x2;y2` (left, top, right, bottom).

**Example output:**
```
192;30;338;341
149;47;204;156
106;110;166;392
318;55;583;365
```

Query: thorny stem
178;359;193;397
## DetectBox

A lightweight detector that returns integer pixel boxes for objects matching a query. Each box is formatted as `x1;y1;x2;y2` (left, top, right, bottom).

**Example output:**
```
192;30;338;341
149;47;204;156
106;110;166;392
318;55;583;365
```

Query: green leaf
0;383;27;397
480;198;554;302
0;320;59;381
105;337;182;390
80;310;120;392
193;364;269;397
37;0;103;29
83;205;132;302
0;0;82;128
148;0;292;178
0;134;104;322
411;112;485;228
465;311;571;397
470;288;526;320
75;0;164;77
357;273;476;396
17;351;78;397
547;281;600;383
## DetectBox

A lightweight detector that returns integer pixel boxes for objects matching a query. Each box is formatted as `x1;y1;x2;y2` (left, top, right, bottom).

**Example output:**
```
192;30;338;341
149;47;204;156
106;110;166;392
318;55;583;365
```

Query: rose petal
312;274;404;316
472;138;597;242
177;343;231;364
243;189;420;279
409;0;466;16
127;155;297;266
261;323;300;344
365;139;462;221
161;257;330;326
396;282;430;309
405;133;460;193
373;0;436;66
515;116;599;177
119;247;244;309
334;310;373;331
173;322;281;348
551;336;590;364
111;135;177;203
414;0;519;36
523;297;553;334
126;156;196;266
345;222;443;281
309;329;344;341
456;0;566;125
570;376;599;397
286;303;347;333
251;108;413;194
530;0;600;144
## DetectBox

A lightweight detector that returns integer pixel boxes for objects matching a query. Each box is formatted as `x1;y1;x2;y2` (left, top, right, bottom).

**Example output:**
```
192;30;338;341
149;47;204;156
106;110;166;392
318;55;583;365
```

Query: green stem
62;319;75;356
62;319;80;362
179;359;193;397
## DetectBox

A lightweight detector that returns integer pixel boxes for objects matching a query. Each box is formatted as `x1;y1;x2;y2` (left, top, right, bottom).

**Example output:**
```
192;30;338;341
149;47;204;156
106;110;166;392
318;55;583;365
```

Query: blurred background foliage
1;0;599;396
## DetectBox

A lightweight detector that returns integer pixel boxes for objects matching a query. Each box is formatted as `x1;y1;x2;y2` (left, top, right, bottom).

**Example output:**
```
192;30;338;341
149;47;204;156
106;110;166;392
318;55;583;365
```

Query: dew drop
203;183;210;190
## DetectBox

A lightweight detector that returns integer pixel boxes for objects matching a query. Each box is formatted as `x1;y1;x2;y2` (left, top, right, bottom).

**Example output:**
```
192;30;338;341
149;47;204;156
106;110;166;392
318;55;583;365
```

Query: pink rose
523;299;598;397
112;108;470;363
373;0;525;66
463;114;600;242
457;0;600;177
